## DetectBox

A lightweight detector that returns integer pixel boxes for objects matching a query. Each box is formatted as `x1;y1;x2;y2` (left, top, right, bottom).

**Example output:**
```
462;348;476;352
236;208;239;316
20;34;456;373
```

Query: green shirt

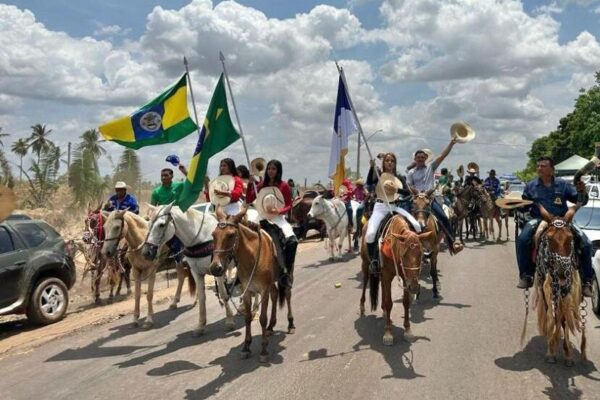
151;181;184;206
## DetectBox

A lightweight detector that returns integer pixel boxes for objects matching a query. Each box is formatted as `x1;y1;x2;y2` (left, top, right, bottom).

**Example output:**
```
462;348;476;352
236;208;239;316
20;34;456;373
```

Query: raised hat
255;186;285;220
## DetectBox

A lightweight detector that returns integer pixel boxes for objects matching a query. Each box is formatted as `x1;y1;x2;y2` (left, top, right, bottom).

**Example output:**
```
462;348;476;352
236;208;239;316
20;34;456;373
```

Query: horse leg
286;287;295;334
252;293;261;320
193;274;207;337
123;262;132;295
382;271;394;346
328;231;335;261
241;292;253;359
133;269;141;327
403;287;415;341
267;286;278;335
223;294;236;331
505;215;509;240
360;259;369;316
562;320;574;366
142;270;156;329
94;259;105;304
169;262;186;310
259;289;270;363
431;250;440;299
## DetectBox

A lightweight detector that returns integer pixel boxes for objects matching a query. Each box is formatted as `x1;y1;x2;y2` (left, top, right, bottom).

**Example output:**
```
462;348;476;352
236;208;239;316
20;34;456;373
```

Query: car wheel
592;275;600;315
26;277;69;325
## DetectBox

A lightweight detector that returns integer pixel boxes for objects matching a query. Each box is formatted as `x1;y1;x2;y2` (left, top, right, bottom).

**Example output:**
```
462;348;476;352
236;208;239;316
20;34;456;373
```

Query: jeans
345;200;353;227
430;199;455;246
515;219;593;283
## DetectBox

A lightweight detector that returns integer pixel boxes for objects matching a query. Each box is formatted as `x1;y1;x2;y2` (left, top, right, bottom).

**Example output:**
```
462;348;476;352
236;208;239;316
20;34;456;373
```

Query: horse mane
241;220;261;232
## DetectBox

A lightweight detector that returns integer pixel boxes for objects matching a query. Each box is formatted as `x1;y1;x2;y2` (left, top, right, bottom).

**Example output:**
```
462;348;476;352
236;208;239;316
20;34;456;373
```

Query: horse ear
418;231;434;241
216;205;226;221
409;186;418;195
234;205;248;223
538;204;553;222
564;206;577;223
164;202;174;214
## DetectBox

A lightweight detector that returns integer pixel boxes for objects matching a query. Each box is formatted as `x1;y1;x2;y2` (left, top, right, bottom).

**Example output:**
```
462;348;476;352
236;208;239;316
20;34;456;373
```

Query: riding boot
367;242;379;274
280;237;297;289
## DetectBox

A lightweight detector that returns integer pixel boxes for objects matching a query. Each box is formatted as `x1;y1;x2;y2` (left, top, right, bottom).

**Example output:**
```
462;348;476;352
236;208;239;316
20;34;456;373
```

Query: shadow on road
495;336;600;400
46;305;192;362
183;333;286;400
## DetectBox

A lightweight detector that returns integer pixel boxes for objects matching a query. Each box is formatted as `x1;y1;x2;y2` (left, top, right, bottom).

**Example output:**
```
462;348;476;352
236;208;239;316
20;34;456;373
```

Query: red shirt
246;180;292;215
342;179;353;202
204;175;244;203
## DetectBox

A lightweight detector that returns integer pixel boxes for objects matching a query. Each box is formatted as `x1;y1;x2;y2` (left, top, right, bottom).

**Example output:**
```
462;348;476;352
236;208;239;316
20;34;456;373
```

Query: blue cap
165;154;180;167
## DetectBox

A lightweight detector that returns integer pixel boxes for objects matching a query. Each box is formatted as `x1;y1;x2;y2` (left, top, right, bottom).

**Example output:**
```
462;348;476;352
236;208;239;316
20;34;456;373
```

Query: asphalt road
1;230;600;400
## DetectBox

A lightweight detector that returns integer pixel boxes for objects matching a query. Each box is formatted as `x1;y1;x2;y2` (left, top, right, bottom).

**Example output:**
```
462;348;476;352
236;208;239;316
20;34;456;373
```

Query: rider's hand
268;206;279;214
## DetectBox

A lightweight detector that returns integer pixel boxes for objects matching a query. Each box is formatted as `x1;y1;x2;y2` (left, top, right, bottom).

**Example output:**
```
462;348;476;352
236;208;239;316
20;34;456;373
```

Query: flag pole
183;57;205;141
220;51;257;201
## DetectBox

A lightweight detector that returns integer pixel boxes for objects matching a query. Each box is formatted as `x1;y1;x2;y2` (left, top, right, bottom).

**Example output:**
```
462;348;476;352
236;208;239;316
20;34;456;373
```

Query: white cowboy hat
209;175;235;207
457;164;464;178
0;185;16;222
114;181;127;189
250;157;266;177
375;173;402;202
495;192;533;209
450;121;476;144
412;148;435;164
255;186;285;220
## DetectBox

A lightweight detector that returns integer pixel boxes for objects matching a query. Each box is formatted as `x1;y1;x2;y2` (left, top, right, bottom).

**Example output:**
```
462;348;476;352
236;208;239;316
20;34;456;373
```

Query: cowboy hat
0;185;16;222
255;186;285;220
354;178;364;186
250;157;266;177
457;164;464;178
375;173;403;202
412;148;435;164
495;192;533;209
114;181;127;189
450;121;476;144
467;162;479;174
209;175;235;207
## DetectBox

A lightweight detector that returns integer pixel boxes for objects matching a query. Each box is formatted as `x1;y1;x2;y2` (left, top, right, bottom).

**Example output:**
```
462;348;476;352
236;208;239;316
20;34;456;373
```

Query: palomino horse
83;209;131;303
210;206;294;363
360;216;432;345
473;185;508;241
142;204;237;336
522;205;587;366
102;210;167;328
410;187;443;298
308;195;351;260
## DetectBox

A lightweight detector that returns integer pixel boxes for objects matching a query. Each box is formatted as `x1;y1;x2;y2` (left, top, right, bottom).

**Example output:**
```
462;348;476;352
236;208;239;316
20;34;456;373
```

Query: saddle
183;241;214;258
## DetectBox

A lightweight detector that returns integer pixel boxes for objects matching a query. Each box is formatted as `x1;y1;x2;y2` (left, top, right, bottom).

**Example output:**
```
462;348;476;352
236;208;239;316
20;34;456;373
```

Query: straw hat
467;162;479;174
450;121;476;144
209;175;235;206
114;181;127;189
255;186;285;220
457;165;464;178
375;173;403;201
0;185;16;222
250;157;266;177
412;148;435;164
354;178;364;186
495;192;533;209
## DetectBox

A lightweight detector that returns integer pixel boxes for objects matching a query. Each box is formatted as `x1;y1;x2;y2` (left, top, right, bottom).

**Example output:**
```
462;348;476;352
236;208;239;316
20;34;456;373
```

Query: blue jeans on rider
355;204;364;233
344;200;353;227
168;236;183;263
516;219;593;283
431;199;455;246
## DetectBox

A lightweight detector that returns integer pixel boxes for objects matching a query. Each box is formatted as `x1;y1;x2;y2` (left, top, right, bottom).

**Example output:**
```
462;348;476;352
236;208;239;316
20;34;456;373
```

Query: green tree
20;146;61;207
68;148;106;207
114;149;142;193
28;124;54;164
0;127;9;148
77;128;106;173
11;138;28;181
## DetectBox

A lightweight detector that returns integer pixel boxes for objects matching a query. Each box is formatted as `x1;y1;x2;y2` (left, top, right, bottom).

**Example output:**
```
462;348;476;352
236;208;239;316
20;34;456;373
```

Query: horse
452;185;481;242
473;186;508;241
142;204;238;336
521;205;587;366
290;191;326;240
410;187;443;298
308;195;350;260
102;210;165;328
83;208;131;303
360;216;432;345
210;205;294;363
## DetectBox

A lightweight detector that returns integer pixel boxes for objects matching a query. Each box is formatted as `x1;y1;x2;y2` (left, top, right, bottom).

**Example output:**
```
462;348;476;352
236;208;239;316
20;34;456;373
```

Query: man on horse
516;156;593;297
484;169;503;200
104;181;139;214
406;139;464;255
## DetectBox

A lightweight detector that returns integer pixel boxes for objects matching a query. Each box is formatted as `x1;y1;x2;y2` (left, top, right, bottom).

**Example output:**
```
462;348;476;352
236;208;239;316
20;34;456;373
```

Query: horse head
539;205;576;258
411;188;434;230
101;210;128;258
142;203;176;261
210;205;248;277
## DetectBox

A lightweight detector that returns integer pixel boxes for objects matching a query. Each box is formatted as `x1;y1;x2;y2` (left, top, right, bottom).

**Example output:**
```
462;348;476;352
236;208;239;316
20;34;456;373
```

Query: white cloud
93;23;131;37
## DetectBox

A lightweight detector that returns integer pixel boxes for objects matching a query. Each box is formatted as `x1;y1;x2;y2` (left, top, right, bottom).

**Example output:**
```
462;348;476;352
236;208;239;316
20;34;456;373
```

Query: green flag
177;74;240;211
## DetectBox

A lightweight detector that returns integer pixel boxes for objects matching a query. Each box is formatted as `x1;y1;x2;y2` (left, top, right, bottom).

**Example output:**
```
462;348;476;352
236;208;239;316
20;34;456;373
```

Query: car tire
592;275;600;316
26;277;69;325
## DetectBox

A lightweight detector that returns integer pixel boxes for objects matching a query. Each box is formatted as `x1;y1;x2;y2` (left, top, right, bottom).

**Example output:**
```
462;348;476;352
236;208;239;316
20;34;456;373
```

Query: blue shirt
484;177;502;197
523;177;579;219
106;193;139;214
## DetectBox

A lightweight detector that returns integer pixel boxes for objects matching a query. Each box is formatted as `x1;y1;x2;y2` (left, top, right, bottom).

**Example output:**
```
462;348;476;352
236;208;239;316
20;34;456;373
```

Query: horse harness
379;216;421;291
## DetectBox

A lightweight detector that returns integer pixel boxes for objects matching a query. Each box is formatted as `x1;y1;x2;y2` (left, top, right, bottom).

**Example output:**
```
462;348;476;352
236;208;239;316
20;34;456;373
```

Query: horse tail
369;271;379;312
188;270;196;297
278;283;287;308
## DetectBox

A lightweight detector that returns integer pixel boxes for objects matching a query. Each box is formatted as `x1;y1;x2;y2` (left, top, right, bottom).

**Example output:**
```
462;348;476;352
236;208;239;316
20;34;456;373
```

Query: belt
376;199;406;204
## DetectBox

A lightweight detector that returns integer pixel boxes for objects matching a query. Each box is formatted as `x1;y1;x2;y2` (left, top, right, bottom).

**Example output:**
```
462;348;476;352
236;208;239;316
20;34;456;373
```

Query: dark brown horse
291;191;326;240
210;206;294;363
360;216;432;345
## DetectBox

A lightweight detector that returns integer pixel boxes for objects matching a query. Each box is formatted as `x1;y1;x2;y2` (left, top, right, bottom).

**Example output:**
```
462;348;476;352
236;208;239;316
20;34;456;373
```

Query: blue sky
1;0;600;184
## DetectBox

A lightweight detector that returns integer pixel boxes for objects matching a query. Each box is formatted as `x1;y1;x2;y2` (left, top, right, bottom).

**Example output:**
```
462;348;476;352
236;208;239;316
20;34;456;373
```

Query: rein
380;217;418;291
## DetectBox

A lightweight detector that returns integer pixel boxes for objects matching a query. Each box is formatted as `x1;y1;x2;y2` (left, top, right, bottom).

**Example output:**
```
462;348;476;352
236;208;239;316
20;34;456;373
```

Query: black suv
0;217;76;324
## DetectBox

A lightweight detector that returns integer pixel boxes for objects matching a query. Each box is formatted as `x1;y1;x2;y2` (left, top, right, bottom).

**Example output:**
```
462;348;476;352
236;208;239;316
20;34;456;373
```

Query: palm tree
0;127;9;148
77;128;106;173
11;138;28;181
28;124;55;163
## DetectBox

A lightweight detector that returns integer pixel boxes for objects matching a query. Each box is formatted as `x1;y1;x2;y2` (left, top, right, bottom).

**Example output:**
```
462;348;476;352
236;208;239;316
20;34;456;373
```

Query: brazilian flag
177;74;240;211
99;74;197;149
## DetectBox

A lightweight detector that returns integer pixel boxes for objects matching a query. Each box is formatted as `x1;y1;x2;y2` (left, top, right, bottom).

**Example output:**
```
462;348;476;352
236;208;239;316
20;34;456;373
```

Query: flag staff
183;56;205;141
220;51;258;200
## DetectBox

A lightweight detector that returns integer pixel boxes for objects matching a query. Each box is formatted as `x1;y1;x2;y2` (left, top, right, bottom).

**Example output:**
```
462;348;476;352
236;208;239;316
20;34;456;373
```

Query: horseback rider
204;158;244;215
438;168;454;206
516;156;593;297
483;169;503;200
463;166;482;187
246;159;296;289
236;164;251;201
406;139;464;255
352;178;368;250
365;152;421;272
341;177;354;233
104;181;139;214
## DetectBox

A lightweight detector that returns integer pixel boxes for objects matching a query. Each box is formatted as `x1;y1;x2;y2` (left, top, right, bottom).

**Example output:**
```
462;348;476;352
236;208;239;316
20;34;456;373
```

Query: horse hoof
545;356;557;364
253;313;260;321
288;327;296;335
94;298;101;305
168;303;177;310
241;351;251;360
328;257;334;262
404;331;416;342
432;291;439;299
382;336;394;346
259;354;269;364
565;359;574;367
142;321;153;329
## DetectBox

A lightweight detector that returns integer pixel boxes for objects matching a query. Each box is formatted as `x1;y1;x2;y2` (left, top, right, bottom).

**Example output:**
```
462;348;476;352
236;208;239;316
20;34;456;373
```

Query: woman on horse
365;152;421;271
204;158;244;215
246;159;296;288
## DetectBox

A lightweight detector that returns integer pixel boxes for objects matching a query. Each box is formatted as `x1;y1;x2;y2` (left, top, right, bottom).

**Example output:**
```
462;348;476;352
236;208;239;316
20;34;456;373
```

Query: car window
0;227;15;254
13;223;48;248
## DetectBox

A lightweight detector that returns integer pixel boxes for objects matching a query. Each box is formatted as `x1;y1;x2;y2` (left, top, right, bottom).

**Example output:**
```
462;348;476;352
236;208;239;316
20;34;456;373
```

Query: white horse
308;195;350;260
142;204;236;336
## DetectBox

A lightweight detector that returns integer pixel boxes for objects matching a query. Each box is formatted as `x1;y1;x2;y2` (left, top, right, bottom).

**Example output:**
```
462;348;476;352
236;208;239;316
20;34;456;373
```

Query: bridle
104;215;125;243
212;221;241;256
145;205;208;250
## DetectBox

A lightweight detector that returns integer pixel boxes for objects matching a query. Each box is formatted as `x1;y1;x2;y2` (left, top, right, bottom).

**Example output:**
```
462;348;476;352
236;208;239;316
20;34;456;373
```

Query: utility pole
67;142;71;169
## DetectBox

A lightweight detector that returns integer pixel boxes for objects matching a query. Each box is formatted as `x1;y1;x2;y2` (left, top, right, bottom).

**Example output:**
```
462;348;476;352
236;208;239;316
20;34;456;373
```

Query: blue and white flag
329;75;357;193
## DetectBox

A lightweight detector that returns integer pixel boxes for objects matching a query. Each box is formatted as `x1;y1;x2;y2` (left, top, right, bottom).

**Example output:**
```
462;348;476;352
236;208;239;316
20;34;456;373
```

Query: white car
574;200;600;315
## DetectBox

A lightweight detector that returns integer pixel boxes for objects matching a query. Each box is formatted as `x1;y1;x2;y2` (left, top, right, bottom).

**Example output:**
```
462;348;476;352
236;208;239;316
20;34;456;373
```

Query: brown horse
522;205;587;366
210;206;294;363
410;187;443;298
360;216;432;345
473;185;508;241
452;185;482;242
